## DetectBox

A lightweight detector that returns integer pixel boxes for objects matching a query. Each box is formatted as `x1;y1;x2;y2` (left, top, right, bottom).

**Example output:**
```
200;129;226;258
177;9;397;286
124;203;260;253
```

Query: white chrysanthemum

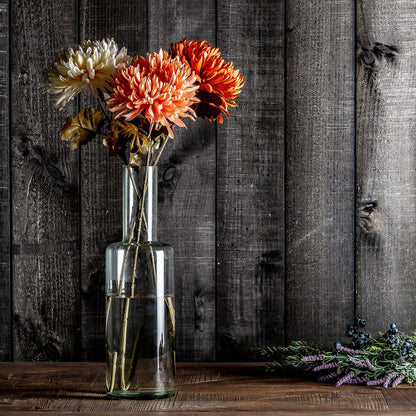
46;38;130;109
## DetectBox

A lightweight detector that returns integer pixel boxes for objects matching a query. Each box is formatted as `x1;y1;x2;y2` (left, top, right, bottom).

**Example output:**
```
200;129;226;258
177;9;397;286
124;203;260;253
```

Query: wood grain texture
148;0;217;361
216;0;285;359
1;362;416;415
4;0;416;363
79;0;148;361
10;0;80;360
0;0;10;361
356;2;416;335
285;0;355;344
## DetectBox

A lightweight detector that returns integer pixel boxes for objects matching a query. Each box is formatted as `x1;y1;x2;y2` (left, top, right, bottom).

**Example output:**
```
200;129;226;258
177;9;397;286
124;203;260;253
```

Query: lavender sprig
392;374;405;388
367;377;386;386
257;319;416;388
312;362;339;372
317;371;340;382
335;343;363;355
301;355;323;362
349;375;369;384
336;372;354;387
383;372;396;388
365;358;376;371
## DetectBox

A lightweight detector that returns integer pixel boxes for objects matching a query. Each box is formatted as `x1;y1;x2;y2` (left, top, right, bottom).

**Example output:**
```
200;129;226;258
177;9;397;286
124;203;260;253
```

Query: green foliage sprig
256;318;416;388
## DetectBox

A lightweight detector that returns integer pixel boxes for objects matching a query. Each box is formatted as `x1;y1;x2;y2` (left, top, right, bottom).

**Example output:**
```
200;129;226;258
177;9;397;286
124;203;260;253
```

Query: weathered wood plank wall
286;0;355;344
11;0;80;360
356;1;416;338
1;0;415;361
148;0;217;362
216;0;285;359
0;0;10;361
79;0;149;361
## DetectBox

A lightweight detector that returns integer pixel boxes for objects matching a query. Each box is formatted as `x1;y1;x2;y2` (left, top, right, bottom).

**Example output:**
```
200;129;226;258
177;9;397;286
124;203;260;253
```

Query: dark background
1;0;415;362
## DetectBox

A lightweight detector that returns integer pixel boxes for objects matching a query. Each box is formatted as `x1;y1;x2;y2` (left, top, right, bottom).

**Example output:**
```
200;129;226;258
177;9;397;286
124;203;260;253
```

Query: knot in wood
374;43;398;57
162;166;177;184
357;201;378;233
359;43;398;67
43;342;61;361
359;49;376;67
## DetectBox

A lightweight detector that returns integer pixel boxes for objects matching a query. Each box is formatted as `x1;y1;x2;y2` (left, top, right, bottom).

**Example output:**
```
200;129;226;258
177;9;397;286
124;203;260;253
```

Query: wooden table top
1;362;416;415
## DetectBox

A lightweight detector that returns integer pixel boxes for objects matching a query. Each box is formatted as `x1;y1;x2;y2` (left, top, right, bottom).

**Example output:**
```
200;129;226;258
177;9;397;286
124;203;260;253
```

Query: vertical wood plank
79;0;148;360
11;0;80;360
356;2;416;335
0;0;10;360
216;0;285;359
286;0;355;344
148;0;217;361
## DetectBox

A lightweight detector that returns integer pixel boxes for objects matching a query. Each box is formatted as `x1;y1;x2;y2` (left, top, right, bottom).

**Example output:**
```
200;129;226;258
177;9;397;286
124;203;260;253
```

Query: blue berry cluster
345;317;369;348
384;323;413;356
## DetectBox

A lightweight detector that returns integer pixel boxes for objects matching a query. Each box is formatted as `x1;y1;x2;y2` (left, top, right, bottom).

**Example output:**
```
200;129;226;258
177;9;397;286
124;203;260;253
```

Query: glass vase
105;165;175;399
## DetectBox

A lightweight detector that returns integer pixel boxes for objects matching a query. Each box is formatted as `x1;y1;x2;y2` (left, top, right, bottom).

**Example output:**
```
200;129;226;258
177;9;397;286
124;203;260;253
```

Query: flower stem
107;170;141;392
152;135;169;167
130;153;151;297
96;94;111;123
118;297;130;390
108;351;117;393
109;138;171;393
125;325;143;389
117;154;151;391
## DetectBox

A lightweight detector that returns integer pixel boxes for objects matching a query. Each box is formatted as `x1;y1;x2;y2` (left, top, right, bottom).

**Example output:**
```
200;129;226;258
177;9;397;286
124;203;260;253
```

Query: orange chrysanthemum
106;50;199;138
170;39;244;123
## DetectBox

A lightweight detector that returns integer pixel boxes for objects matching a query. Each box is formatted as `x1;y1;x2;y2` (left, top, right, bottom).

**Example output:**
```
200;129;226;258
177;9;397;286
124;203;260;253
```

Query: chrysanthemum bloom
170;39;244;123
106;50;199;138
46;38;129;109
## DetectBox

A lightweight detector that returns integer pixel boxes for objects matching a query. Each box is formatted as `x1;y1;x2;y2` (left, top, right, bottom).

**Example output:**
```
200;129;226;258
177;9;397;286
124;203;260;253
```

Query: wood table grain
0;362;415;415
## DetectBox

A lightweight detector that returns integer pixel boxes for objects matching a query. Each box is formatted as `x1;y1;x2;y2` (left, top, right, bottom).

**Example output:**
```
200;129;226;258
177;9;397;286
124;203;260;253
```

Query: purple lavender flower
336;372;355;387
348;375;369;385
391;374;405;388
348;357;368;368
383;372;396;388
312;362;338;372
301;354;323;362
346;377;359;385
335;344;363;355
367;377;386;386
317;371;340;382
365;358;376;371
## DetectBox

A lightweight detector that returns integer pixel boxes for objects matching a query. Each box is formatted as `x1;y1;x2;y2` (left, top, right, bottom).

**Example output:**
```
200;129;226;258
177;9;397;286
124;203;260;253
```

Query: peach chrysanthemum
170;39;244;123
106;50;199;138
46;38;129;109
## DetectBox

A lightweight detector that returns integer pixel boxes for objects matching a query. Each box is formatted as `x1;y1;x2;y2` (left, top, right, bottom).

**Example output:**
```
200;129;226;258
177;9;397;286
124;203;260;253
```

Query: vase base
107;389;175;400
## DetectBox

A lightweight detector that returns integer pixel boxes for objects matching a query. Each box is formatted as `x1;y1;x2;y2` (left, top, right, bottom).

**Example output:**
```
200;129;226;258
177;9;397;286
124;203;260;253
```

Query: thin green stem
130;152;151;297
108;168;143;392
108;351;118;393
125;325;143;388
118;297;130;390
109;137;171;393
152;135;169;167
106;296;116;393
116;168;141;297
117;153;151;391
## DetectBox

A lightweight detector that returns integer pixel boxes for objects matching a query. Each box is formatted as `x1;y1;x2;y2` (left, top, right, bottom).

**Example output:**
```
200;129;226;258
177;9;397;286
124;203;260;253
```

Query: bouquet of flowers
46;38;243;165
256;317;416;388
46;38;243;396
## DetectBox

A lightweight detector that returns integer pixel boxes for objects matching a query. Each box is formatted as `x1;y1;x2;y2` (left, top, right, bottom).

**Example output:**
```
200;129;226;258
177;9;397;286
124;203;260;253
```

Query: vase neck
122;165;158;243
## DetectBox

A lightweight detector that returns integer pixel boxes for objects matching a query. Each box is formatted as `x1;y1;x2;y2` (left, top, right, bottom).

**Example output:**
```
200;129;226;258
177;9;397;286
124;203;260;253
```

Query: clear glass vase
105;165;175;399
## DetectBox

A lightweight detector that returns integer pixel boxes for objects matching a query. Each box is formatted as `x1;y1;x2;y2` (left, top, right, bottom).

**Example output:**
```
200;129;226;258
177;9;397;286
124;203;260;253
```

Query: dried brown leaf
61;107;103;150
